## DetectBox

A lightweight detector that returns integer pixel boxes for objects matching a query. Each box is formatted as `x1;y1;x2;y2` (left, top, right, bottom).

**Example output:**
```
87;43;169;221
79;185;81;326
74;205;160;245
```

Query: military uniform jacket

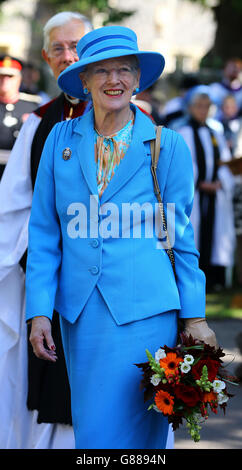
0;92;40;150
0;92;40;178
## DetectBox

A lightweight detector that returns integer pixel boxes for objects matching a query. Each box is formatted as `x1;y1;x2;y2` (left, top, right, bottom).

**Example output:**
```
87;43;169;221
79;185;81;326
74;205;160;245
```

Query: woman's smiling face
80;56;140;114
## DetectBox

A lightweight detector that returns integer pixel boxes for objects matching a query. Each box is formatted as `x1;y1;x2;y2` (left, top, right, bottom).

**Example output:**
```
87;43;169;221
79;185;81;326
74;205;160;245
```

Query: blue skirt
60;287;177;449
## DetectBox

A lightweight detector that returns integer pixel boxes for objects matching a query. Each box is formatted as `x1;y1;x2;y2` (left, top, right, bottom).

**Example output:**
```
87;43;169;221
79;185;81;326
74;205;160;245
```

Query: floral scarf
94;115;134;197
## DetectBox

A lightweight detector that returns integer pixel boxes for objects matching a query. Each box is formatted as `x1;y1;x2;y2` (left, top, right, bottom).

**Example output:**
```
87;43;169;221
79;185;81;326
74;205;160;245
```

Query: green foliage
206;290;242;319
195;365;213;392
185;412;202;442
46;0;110;9
186;0;208;5
40;0;135;24
187;0;242;13
145;349;164;375
102;8;136;26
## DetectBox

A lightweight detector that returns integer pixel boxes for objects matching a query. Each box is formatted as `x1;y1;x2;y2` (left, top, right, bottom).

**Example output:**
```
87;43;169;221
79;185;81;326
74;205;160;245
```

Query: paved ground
174;318;242;449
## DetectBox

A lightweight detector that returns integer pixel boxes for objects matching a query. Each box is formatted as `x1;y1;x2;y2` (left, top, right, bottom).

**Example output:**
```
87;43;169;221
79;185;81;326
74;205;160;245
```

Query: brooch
62;147;72;160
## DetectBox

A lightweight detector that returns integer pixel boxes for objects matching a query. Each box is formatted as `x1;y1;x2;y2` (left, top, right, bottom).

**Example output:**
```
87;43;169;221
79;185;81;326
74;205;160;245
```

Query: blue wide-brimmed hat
58;25;165;99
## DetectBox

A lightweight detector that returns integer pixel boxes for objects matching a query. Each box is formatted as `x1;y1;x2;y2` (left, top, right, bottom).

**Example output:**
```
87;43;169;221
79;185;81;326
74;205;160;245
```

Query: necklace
64;93;81;121
95;109;133;137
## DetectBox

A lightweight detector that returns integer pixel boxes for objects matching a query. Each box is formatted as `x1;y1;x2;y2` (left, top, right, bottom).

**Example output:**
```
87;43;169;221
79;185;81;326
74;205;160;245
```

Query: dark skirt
27;311;72;425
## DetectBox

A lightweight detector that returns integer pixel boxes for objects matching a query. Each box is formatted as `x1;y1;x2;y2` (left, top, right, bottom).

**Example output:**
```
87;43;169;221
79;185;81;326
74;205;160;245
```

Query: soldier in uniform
0;55;41;179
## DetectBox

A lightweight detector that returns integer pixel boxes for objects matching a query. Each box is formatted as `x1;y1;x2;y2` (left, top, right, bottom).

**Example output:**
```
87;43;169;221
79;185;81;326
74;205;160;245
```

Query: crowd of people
0;10;240;450
144;57;242;291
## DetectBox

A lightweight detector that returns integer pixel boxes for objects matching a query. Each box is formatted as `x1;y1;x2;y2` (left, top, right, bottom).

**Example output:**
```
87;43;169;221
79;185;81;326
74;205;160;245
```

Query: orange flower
155;390;174;415
159;352;183;377
203;391;217;403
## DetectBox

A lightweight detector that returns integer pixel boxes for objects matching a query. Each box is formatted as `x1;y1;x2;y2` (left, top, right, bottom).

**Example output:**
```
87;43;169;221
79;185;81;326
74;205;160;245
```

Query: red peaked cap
0;56;23;75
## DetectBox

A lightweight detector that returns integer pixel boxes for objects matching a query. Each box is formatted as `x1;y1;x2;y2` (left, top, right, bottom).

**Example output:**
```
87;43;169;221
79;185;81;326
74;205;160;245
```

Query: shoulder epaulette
19;92;42;104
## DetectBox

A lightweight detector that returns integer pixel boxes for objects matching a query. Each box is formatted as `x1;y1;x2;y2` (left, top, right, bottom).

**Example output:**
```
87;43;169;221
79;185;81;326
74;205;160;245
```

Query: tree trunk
202;0;242;67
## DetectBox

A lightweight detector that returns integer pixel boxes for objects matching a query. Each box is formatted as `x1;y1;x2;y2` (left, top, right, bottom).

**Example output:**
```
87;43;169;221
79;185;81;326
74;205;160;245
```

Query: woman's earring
83;87;89;95
134;87;139;94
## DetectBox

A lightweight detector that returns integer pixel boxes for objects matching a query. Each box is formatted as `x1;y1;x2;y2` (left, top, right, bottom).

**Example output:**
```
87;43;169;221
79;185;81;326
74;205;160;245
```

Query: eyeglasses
90;66;136;80
49;44;78;58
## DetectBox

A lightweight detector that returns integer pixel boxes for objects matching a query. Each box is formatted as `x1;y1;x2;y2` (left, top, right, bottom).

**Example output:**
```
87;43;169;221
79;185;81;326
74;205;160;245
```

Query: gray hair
129;55;140;72
43;12;93;52
188;92;211;107
83;55;140;75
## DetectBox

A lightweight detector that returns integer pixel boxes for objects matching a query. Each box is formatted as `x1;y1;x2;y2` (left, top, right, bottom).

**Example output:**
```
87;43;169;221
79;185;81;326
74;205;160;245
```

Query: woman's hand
29;316;57;362
184;318;218;348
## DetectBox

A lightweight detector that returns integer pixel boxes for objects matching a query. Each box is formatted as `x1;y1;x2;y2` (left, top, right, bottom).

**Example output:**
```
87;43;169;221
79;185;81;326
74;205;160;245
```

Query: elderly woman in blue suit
26;26;218;449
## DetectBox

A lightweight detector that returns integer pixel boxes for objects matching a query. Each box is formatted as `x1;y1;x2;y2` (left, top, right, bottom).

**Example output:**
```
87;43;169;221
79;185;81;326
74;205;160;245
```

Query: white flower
155;348;166;363
150;374;161;386
217;393;229;405
212;379;226;393
180;362;191;374
184;354;194;365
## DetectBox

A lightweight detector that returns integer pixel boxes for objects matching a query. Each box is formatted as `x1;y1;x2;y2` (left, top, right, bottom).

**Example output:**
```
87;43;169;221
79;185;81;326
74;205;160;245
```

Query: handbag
150;126;185;340
150;125;176;279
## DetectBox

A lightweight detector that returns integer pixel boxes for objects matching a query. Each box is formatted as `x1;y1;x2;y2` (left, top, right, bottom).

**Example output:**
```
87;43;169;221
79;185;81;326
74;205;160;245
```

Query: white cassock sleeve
216;130;235;193
0;112;40;354
0;112;76;449
177;125;235;266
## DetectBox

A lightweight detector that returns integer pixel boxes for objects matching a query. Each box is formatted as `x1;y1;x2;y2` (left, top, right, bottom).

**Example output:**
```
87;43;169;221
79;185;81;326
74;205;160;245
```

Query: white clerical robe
0;113;75;449
177;124;235;267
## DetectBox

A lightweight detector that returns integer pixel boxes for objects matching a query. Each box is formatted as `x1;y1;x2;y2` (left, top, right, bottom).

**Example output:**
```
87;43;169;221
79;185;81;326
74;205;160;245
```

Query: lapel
74;109;99;196
73;105;156;203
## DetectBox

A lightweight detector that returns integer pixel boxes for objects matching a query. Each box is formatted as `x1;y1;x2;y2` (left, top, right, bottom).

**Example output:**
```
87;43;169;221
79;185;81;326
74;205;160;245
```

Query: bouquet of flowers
135;334;239;442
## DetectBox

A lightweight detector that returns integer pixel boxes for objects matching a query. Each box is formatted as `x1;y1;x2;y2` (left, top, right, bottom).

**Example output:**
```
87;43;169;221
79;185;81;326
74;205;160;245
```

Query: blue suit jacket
25;105;206;325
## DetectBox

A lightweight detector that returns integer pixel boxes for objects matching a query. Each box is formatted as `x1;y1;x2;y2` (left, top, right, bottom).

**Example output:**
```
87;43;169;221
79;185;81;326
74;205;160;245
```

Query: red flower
155;390;174;415
159;352;183;377
174;384;202;407
203;391;217;403
192;358;220;382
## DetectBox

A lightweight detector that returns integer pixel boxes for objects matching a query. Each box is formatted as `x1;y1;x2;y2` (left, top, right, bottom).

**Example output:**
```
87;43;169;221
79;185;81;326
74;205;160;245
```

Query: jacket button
89;266;99;275
91;239;99;248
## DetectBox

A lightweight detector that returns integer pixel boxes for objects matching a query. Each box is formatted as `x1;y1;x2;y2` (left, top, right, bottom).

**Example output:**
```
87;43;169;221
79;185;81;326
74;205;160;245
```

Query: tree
41;0;135;25
188;0;242;67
